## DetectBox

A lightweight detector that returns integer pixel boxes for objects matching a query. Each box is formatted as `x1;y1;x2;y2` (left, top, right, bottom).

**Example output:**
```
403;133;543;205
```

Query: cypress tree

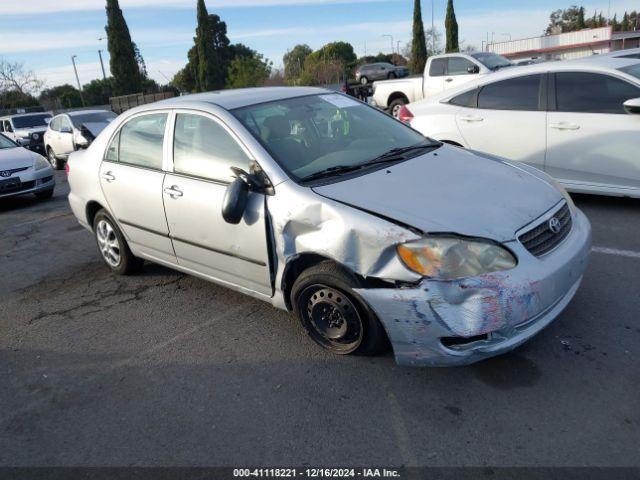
621;12;629;31
577;7;586;30
105;0;142;95
409;0;428;74
445;0;459;53
195;0;216;91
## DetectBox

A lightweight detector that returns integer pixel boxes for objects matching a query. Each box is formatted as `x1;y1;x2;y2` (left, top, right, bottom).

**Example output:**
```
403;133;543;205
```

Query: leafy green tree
0;90;39;110
611;14;619;31
226;51;272;88
193;0;231;92
105;0;142;95
283;44;313;83
445;0;459;53
82;78;113;105
409;0;427;74
38;84;81;109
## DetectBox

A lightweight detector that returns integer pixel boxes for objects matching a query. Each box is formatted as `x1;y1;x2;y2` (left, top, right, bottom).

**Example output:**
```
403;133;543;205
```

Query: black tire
360;76;369;85
47;147;64;170
387;72;396;79
34;187;54;200
291;261;388;356
388;97;407;118
92;209;143;275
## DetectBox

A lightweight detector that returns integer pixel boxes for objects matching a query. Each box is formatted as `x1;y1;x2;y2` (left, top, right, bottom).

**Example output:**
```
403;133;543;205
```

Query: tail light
398;105;414;124
65;162;70;175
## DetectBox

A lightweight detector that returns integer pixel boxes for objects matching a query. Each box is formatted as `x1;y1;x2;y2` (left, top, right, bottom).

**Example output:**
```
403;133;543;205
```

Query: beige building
487;27;640;63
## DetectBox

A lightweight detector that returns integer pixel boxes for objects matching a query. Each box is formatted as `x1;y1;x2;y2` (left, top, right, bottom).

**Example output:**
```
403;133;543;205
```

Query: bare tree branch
0;60;44;95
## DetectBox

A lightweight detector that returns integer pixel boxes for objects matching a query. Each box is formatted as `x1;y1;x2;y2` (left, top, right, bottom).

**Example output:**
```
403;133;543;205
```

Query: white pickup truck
371;52;514;117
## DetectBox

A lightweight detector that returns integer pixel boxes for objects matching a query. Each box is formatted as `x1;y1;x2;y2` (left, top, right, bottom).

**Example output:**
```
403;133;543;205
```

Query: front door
163;111;271;296
99;112;176;264
57;116;75;157
546;71;640;192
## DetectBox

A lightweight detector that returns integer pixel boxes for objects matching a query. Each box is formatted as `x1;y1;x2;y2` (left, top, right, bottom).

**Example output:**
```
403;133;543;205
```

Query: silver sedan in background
0;133;55;200
67;87;591;367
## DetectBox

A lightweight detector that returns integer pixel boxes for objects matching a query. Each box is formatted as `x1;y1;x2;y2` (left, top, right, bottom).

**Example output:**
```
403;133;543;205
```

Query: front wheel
291;261;388;356
47;147;63;170
360;76;369;85
93;209;143;275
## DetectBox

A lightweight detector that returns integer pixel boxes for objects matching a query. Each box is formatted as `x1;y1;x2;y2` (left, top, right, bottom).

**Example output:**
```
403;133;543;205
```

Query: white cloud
0;0;395;15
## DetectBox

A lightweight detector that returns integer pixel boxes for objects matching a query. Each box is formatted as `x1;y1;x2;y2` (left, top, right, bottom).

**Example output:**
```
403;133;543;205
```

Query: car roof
65;109;115;117
150;86;331;111
0;112;51;120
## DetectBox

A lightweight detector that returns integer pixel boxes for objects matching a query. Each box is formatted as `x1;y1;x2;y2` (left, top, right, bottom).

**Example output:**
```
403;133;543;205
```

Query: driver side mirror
467;65;480;74
222;176;249;224
623;97;640;114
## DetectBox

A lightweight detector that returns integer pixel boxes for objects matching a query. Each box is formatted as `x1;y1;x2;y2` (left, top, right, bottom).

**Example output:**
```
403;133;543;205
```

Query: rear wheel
93;209;143;275
291;261;387;356
388;97;407;118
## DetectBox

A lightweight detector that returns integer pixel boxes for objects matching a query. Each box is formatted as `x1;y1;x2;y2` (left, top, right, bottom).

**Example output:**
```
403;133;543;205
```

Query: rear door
444;56;480;91
546;71;640;191
425;58;447;97
163;111;272;296
99;111;176;264
454;74;547;170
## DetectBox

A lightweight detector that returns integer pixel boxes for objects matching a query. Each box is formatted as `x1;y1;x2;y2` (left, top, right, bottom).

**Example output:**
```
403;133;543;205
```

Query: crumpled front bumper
356;208;592;367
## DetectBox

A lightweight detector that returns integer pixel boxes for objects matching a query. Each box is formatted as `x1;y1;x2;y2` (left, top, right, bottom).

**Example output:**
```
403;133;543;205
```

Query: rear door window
118;113;167;169
478;74;542;111
429;59;446;77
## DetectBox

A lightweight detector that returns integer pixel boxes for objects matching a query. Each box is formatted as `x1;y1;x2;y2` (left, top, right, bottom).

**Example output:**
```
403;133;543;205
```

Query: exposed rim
96;219;121;267
360;77;368;85
47;148;58;169
298;284;363;354
391;102;404;118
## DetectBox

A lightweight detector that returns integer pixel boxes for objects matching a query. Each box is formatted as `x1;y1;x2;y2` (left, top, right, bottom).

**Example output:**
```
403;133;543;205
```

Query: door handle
163;185;183;199
459;115;484;122
549;122;580;130
101;171;115;182
445;77;453;82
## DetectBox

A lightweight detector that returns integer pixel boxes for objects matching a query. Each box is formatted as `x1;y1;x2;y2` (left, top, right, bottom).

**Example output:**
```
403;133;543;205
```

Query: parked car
67;87;591;367
355;62;409;84
44;110;117;169
403;55;640;198
0;133;55;200
0;112;52;154
371;52;513;117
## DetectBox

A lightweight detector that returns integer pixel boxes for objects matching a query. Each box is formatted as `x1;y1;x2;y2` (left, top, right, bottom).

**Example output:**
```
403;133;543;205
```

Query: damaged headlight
397;236;516;280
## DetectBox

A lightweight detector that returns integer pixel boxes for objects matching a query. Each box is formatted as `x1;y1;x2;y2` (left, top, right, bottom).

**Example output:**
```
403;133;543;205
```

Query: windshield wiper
299;164;368;182
364;141;440;165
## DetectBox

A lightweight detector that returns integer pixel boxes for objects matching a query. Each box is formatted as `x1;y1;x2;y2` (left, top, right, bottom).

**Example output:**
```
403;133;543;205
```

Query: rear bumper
356;208;592;367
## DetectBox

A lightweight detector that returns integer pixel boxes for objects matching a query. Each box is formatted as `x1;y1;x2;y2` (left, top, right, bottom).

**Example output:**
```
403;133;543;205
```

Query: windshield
232;94;433;182
71;111;117;125
471;52;513;70
0;134;17;149
620;63;640;81
11;114;51;129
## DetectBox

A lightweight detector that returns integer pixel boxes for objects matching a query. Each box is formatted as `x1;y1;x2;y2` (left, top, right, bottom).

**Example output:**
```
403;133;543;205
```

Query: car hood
312;145;562;242
80;121;111;138
0;147;35;170
15;127;47;136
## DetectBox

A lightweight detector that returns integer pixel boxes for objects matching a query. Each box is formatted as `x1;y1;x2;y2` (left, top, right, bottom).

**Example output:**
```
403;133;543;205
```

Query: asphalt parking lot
1;170;639;467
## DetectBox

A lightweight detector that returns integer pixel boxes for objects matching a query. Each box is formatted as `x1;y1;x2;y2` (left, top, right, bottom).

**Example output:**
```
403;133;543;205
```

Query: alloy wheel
96;219;121;267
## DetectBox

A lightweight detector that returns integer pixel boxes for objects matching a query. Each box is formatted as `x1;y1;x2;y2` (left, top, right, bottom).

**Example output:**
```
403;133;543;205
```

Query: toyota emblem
0;171;10;178
548;217;562;234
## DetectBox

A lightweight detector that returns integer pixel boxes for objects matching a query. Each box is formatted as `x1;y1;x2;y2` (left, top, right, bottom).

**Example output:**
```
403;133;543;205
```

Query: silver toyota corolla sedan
67;87;592;367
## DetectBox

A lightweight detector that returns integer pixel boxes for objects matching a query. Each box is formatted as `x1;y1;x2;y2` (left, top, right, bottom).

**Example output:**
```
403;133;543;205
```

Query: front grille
0;180;35;194
518;202;572;257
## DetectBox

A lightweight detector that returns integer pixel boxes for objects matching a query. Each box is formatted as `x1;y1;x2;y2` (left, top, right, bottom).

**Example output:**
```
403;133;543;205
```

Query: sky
0;0;637;91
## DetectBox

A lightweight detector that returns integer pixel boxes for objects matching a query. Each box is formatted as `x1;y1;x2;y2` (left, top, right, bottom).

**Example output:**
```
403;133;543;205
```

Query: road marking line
592;246;640;259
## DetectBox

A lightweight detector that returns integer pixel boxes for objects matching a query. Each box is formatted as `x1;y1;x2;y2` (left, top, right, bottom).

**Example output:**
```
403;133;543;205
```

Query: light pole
381;34;394;55
98;50;107;80
71;55;85;106
431;0;435;53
